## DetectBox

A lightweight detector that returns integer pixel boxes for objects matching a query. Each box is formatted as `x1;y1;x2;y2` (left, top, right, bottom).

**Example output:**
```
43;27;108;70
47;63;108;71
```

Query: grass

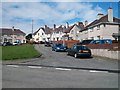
1;44;41;60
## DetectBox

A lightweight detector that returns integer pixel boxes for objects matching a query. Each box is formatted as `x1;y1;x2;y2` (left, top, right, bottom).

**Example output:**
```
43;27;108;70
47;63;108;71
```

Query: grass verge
1;44;41;60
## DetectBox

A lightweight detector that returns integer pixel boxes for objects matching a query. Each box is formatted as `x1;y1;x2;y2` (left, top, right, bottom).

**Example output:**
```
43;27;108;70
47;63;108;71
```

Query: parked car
12;41;21;45
67;45;91;58
34;41;45;44
90;39;112;44
44;42;51;47
2;42;13;46
79;39;93;45
52;43;68;52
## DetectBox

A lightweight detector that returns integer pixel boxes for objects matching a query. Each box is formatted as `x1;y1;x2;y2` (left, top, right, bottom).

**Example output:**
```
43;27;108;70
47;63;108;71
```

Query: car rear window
77;46;88;50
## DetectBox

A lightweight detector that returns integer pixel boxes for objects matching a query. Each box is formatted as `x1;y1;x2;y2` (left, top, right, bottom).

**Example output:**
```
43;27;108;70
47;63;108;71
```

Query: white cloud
1;0;119;2
1;2;105;34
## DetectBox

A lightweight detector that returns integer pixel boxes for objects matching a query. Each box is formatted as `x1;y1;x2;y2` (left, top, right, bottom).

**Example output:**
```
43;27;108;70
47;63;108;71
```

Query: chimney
45;25;47;29
108;7;113;22
77;22;83;26
12;26;14;31
66;22;69;28
54;24;56;29
97;13;104;20
84;20;88;26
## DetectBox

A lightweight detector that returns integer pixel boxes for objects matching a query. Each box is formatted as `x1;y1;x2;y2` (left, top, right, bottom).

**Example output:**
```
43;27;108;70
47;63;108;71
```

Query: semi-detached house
0;28;26;43
33;25;52;42
79;7;120;41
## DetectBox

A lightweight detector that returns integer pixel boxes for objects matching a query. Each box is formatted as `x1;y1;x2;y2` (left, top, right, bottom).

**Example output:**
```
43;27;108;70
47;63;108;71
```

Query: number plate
83;50;89;52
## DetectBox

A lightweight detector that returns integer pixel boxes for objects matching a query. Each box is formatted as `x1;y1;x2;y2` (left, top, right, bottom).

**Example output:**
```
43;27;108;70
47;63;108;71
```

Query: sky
1;1;119;34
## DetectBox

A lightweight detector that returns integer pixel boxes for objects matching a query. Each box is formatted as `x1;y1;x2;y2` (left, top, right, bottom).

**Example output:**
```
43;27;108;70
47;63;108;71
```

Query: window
73;46;77;50
91;37;94;40
104;24;106;27
71;30;73;34
57;37;59;41
89;27;94;32
97;36;100;40
4;38;7;42
43;38;46;41
97;25;100;30
42;33;44;35
119;25;120;31
95;40;100;44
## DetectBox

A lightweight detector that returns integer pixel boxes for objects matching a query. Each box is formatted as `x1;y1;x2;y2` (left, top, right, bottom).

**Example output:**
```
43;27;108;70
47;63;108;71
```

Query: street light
12;26;14;43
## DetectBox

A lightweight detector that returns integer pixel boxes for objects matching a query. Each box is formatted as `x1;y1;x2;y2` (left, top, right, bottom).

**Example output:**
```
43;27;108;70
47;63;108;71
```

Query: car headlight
57;47;60;49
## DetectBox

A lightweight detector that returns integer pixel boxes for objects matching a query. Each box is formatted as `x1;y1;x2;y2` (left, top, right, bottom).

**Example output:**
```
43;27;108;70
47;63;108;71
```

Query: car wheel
67;52;69;55
74;53;78;58
55;49;57;52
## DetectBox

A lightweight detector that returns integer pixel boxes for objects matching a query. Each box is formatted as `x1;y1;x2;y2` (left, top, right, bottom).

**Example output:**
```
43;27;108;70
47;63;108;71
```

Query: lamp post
31;19;34;41
12;26;14;43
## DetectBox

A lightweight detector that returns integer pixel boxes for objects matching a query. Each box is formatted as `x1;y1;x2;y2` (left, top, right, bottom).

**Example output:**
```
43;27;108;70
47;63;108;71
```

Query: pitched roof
52;25;64;33
33;27;52;35
86;15;120;28
43;27;52;34
0;28;26;35
63;25;75;33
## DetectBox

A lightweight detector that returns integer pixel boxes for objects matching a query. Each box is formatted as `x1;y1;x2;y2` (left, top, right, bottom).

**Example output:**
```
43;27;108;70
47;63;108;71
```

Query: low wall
91;49;120;60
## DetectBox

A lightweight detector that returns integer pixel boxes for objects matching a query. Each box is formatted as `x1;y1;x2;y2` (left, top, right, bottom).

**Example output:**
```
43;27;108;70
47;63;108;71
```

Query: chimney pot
85;20;88;26
108;7;113;22
97;13;104;20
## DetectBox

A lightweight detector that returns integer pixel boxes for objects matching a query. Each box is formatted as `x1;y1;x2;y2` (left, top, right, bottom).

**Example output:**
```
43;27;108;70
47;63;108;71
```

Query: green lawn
1;44;41;60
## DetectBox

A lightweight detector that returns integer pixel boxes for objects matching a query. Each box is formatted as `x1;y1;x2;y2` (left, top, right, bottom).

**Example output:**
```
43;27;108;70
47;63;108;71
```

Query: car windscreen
81;40;92;44
55;44;62;47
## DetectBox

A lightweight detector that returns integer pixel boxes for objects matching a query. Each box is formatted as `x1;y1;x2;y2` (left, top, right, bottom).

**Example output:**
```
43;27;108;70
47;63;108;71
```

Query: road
2;44;119;88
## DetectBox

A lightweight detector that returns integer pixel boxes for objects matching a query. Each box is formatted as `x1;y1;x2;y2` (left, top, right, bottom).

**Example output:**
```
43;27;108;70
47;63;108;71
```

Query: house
33;25;52;42
69;22;84;41
0;27;26;44
51;24;64;41
80;7;120;41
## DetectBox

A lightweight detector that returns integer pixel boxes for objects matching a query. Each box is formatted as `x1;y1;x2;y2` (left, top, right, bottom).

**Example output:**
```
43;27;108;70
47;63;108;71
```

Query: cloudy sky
1;1;119;34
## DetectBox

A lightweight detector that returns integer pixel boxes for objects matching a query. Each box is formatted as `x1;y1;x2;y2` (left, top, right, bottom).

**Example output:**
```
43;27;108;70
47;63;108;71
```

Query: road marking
89;70;108;73
55;68;71;71
7;65;19;68
28;66;42;69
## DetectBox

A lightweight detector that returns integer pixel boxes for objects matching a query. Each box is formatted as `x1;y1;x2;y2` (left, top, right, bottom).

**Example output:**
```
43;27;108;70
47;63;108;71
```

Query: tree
26;33;32;40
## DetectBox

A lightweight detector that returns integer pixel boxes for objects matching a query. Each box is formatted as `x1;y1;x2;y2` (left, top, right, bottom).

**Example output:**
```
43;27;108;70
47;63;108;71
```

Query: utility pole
32;19;33;40
12;26;14;43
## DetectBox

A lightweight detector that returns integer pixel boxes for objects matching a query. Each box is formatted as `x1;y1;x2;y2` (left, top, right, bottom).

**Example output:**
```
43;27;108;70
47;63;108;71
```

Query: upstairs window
103;24;106;27
97;25;100;30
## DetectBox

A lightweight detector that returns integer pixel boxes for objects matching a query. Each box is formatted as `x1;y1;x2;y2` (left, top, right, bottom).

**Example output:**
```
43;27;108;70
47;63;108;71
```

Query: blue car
90;39;112;44
52;43;67;52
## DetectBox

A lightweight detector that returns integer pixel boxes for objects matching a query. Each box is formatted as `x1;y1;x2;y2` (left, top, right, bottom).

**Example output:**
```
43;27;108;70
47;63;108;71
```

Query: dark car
34;41;44;44
67;45;91;58
44;42;51;47
79;39;93;45
2;42;13;46
52;43;67;52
